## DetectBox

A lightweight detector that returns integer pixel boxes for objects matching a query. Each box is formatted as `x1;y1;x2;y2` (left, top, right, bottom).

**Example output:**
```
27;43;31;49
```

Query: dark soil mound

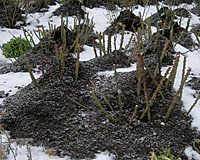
104;9;144;35
53;0;85;18
145;7;191;27
160;26;194;49
75;0;164;8
0;0;25;28
0;23;95;74
144;7;175;27
0;48;199;159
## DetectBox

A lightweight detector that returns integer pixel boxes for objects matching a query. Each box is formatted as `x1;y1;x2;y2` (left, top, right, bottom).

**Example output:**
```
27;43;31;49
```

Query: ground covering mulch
0;1;200;160
1;49;200;160
1;29;200;160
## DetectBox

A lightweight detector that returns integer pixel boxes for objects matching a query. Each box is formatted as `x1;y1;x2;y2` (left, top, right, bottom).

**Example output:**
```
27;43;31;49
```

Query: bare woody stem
113;64;123;113
164;67;191;122
140;66;171;120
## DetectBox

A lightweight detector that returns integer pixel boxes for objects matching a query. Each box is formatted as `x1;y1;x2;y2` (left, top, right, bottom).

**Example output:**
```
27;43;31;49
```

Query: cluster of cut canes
0;0;200;159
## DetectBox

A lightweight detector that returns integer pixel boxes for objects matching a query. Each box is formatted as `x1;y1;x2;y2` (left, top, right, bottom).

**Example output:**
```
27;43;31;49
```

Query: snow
97;63;136;77
185;147;200;160
86;7;116;32
79;45;99;61
0;1;200;160
0;71;41;104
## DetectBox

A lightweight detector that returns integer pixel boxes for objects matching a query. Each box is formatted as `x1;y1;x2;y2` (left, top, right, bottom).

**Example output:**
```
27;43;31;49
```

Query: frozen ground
0;1;200;160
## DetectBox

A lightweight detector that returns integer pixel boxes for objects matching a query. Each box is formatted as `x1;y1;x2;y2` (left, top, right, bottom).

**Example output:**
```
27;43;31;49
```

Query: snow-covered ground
0;2;200;160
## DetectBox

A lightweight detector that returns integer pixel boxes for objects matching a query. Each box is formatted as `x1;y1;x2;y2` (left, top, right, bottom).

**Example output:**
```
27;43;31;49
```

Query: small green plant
151;148;181;160
1;37;31;58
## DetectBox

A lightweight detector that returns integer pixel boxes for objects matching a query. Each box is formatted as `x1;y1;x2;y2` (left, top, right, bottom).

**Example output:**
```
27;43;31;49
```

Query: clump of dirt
104;9;144;35
53;0;85;18
0;44;200;160
0;23;96;74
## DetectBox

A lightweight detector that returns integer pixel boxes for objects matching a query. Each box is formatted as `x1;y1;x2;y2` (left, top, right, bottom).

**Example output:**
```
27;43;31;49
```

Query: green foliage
2;37;31;58
156;148;181;160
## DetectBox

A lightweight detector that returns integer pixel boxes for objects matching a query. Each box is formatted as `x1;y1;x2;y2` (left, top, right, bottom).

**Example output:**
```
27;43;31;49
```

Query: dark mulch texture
0;48;200;160
0;1;200;159
53;0;85;18
0;23;95;74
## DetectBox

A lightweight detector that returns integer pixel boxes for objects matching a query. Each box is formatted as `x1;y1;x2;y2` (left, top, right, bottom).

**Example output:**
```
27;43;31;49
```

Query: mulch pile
1;40;200;160
0;0;200;160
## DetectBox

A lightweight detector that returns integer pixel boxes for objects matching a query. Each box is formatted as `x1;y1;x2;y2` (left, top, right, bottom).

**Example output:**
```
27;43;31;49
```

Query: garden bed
0;0;200;160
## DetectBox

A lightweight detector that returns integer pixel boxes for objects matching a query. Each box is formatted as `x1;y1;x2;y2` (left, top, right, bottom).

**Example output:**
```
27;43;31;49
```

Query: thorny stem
179;56;187;107
87;85;116;123
140;67;171;120
90;81;114;111
144;65;164;99
113;64;123;113
24;57;40;89
186;94;200;117
129;105;138;124
67;95;88;110
164;67;191;122
92;36;98;57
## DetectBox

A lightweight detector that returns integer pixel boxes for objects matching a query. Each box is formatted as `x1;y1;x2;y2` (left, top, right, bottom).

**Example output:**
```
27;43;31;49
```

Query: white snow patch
185;147;200;160
97;63;136;77
0;72;41;104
